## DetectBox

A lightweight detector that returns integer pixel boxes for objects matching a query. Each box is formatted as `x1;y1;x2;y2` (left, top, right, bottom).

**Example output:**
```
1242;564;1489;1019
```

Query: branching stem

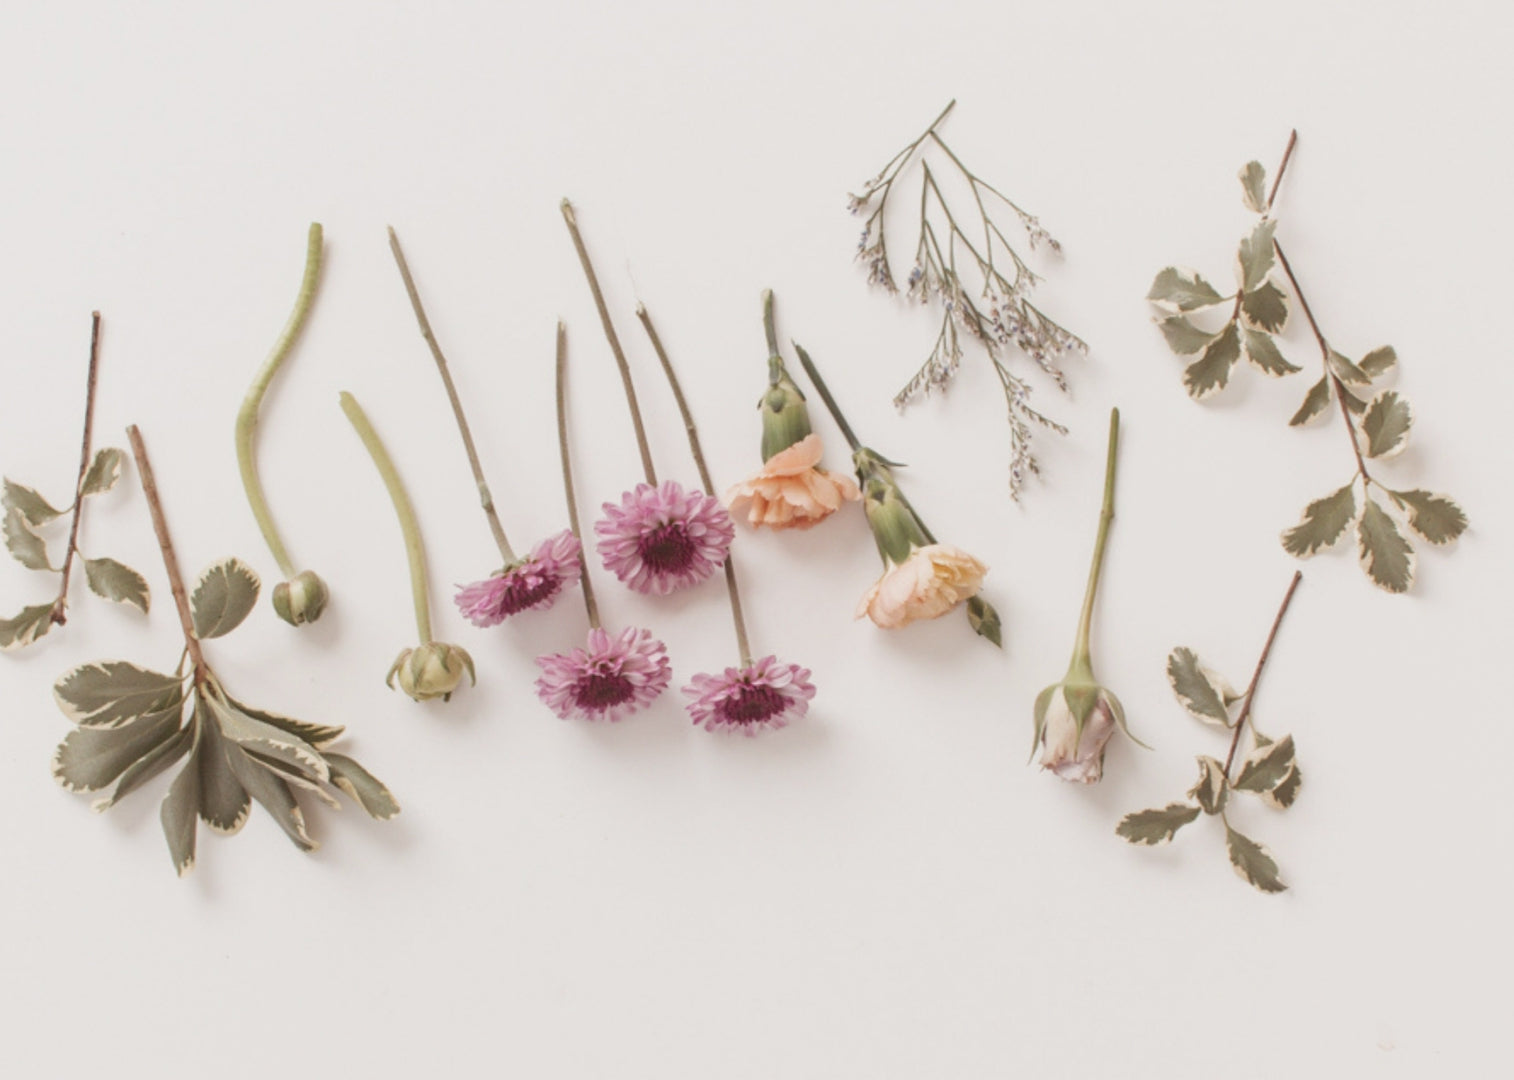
1223;571;1304;777
52;312;103;625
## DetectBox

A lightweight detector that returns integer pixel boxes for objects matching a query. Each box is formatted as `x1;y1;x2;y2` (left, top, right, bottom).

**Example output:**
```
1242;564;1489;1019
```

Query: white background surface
1;2;1510;1076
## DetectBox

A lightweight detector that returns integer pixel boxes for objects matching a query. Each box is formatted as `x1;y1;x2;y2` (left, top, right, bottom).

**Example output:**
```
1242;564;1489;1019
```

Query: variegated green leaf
52;703;181;793
1225;825;1287;893
85;557;150;614
326;752;401;820
1262;764;1302;809
966;595;1001;647
1359;346;1398;379
2;479;64;525
1148;267;1226;312
1240;280;1288;333
243;747;340;809
79;448;124;497
1340;386;1368;415
1116;803;1201;846
1237;219;1277;292
1239;160;1268;213
1166;647;1234;727
1361;391;1412;458
205;695;329;783
1289;377;1332;427
222;743;317;852
1389;490;1467;546
226;695;344;748
92;723;193;810
161;736;201;876
1188;756;1228;816
1282;483;1357;557
1241;328;1300;376
1233;734;1296;793
1358;496;1415;593
190;558;260;639
54;661;184;730
1157;315;1217;355
0;603;56;650
4;508;53;570
195;700;249;834
1183;320;1240;400
1328;350;1371;386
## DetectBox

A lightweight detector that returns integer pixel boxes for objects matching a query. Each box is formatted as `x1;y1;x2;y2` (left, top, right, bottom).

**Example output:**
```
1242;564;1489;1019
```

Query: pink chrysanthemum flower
595;480;734;595
534;626;672;722
455;529;582;627
683;655;816;735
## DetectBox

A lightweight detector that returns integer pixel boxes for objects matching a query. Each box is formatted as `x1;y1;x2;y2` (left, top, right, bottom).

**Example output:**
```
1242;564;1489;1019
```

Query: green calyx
759;357;813;462
858;453;928;565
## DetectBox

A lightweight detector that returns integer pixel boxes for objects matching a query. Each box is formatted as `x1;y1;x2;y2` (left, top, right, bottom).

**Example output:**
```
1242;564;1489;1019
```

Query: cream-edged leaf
1233;734;1297;793
1389;490;1468;546
195;700;250;834
222;743;317;852
226;695;344;748
1116;803;1200;846
1289;377;1332;426
1359;346;1398;379
205;696;329;783
1362;391;1412;458
160;736;201;877
1225;825;1287;893
2;479;64;525
1148;267;1227;312
1328;350;1371;386
1183;320;1240;400
52;704;181;793
326;753;401;820
1237;219;1277;292
4;508;53;570
1261;764;1303;809
1166;647;1234;727
54;661;184;729
85;557;150;614
1242;328;1300;376
1157;315;1217;355
1188;756;1229;816
190;558;260;639
92;723;193;811
0;603;56;650
1358;496;1415;593
1239;161;1268;213
1282;483;1357;558
79;448;124;497
1240;280;1289;332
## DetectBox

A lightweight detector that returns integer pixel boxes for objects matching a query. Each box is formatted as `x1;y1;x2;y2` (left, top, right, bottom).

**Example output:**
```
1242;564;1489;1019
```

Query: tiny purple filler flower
535;626;672;722
595;480;734;595
455;529;581;627
684;655;815;735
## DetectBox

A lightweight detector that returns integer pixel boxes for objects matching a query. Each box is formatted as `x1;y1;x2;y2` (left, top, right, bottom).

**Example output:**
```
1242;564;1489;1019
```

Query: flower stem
235;223;323;580
387;226;516;564
1223;571;1304;777
51;311;103;626
555;321;601;631
792;342;862;453
1070;408;1119;673
637;303;752;665
560;199;657;487
762;289;780;360
126;425;209;687
340;392;432;644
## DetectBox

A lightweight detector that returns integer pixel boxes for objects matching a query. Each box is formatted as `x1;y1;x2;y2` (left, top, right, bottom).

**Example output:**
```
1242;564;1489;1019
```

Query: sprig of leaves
1117;573;1303;895
848;100;1086;498
2;314;149;650
1149;133;1466;592
52;426;397;876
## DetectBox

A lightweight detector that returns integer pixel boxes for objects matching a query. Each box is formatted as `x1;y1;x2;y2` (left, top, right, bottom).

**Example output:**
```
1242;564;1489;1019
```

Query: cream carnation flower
725;434;860;530
855;543;987;629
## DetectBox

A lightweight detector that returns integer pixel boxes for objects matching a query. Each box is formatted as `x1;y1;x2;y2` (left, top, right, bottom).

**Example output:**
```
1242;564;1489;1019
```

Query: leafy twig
52;311;104;625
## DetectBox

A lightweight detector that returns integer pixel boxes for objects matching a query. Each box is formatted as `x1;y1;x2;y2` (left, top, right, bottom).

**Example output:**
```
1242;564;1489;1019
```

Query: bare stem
387;226;515;564
127;425;209;687
52;312;103;625
637;303;751;665
1224;571;1304;777
792;342;862;453
235;223;323;580
1070;409;1119;671
1267;130;1299;211
340;392;433;644
560;199;657;487
555;321;600;630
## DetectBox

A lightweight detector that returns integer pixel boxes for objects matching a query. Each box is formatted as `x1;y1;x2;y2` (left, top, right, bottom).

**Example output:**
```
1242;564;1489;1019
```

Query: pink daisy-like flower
595;480;735;595
683;655;816;735
534;626;672;722
455;529;582;627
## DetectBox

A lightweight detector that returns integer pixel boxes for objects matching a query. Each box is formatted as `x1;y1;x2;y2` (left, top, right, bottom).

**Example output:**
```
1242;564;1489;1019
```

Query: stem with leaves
555;321;600;631
51;312;103;625
1222;570;1302;778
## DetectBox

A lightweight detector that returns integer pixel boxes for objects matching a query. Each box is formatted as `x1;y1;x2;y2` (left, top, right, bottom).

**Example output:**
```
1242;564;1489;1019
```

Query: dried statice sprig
1149;133;1466;593
849;99;1085;497
235;224;331;626
52;426;396;876
2;313;149;649
1117;572;1303;895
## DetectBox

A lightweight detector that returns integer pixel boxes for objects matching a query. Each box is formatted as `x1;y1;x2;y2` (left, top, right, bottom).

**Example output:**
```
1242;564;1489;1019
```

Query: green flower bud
386;641;476;702
271;570;330;626
759;358;814;462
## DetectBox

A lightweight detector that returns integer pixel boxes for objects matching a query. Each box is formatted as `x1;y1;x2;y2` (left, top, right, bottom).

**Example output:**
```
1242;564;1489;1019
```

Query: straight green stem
762;289;780;360
1071;408;1119;672
555;321;600;630
792;342;862;453
340;392;432;644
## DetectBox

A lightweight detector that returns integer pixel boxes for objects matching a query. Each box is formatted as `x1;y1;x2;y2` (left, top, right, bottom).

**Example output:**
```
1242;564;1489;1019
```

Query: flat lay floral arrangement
0;111;1466;892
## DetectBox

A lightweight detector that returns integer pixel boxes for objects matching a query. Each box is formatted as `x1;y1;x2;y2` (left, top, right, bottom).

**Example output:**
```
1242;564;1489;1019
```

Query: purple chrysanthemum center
636;521;699;574
718;684;788;725
499;572;563;615
682;656;816;735
595;481;734;595
573;671;637;710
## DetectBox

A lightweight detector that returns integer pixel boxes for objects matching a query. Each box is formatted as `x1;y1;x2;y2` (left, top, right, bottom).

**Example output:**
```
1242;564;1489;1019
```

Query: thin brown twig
555;321;600;631
1223;571;1303;777
52;312;104;625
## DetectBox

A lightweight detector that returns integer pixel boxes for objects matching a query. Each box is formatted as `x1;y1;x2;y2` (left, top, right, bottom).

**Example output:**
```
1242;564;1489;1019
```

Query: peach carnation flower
725;434;860;530
855;543;988;629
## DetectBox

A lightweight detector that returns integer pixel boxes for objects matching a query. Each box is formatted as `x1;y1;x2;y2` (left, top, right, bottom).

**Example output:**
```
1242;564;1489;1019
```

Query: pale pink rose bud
1033;683;1125;784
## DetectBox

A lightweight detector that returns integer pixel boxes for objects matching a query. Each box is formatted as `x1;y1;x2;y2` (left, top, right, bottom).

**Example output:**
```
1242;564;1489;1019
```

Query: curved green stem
555;321;601;630
340;392;432;644
1069;408;1119;675
235;223;323;579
